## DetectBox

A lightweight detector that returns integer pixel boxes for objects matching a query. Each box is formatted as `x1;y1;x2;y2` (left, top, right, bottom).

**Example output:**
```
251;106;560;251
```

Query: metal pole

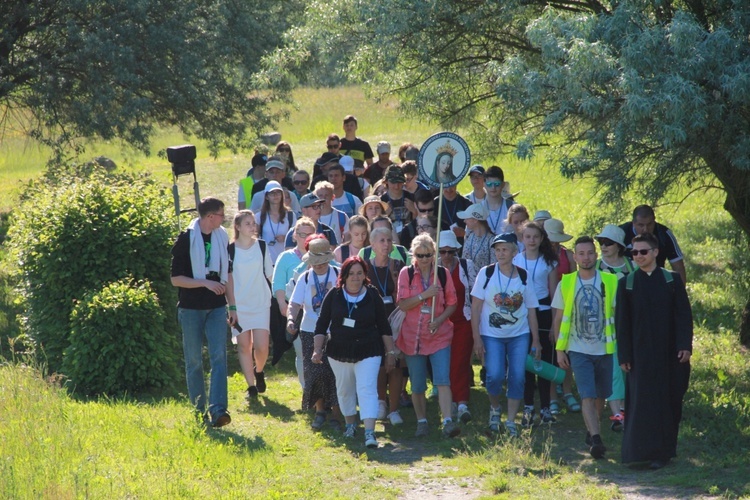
431;182;444;323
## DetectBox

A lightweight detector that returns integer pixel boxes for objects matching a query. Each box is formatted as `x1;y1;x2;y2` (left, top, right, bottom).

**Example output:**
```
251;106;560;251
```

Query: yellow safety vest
239;177;255;206
555;271;617;354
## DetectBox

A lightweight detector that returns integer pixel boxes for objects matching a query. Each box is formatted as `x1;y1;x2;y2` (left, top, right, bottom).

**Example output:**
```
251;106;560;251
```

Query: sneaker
415;421;429;437
311;411;327;431
549;400;560;415
246;386;259;400
344;423;356;438
387;411;404;425
589;434;606;459
377;400;388;420
521;406;535;428
254;370;266;393
540;407;557;424
488;408;502;433
212;411;231;428
457;405;472;424
442;420;461;438
505;421;519;437
365;430;378;448
399;390;413;408
610;412;625;432
328;419;342;431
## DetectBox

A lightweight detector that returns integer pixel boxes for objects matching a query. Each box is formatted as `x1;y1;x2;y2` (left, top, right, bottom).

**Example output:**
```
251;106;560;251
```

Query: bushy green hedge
63;279;177;395
6;166;179;387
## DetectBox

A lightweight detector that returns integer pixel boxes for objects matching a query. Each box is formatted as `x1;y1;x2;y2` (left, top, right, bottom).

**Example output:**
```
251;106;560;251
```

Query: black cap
491;232;518;248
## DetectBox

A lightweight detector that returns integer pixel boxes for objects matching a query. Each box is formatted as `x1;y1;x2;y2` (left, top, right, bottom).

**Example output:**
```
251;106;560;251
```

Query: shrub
6;166;178;375
63;278;178;395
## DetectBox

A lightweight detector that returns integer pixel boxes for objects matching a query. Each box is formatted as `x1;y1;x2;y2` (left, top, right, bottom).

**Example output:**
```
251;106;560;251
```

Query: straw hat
359;195;389;215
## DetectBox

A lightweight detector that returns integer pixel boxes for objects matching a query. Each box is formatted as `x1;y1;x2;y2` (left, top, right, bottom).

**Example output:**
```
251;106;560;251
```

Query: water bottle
531;348;543;372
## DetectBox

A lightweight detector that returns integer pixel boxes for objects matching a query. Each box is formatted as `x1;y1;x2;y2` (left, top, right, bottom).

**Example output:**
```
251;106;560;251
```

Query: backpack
481;264;527;289
407;265;448;289
303;266;339;284
363;245;408;263
228;239;271;290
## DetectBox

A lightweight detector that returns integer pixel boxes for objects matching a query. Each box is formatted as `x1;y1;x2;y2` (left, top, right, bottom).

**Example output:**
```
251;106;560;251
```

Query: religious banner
417;132;471;189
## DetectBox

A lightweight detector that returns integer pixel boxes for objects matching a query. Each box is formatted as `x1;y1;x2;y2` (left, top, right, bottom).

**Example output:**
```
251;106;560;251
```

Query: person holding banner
396;234;460;438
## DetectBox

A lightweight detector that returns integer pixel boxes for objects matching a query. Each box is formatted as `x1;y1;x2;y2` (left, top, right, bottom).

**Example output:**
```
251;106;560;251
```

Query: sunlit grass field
1;86;749;498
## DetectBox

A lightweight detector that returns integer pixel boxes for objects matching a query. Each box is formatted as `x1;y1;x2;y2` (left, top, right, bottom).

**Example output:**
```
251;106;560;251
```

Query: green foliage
0;0;302;159
6;165;177;375
63;278;178;395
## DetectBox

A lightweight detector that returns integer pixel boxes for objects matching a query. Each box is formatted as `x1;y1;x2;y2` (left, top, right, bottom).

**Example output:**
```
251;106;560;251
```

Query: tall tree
0;0;296;158
282;0;750;346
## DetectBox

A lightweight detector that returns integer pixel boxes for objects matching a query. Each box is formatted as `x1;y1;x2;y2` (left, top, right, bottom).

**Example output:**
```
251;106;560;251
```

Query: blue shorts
405;346;451;394
568;351;613;399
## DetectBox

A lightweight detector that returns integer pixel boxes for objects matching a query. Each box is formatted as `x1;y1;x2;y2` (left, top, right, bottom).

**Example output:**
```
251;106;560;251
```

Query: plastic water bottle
531;348;543;372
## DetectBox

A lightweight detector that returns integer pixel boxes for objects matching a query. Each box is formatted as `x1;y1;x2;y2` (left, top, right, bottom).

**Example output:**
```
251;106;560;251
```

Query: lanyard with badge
311;270;330;314
342;289;361;328
496;264;515;297
371;259;394;304
419;266;433;315
268;216;281;246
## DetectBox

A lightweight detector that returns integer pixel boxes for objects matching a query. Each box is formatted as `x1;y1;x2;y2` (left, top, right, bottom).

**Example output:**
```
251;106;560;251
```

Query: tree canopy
281;0;750;345
0;0;299;158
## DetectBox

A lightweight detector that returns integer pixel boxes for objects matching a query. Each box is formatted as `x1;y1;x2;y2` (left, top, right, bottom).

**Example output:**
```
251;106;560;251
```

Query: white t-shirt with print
471;264;539;339
290;267;337;332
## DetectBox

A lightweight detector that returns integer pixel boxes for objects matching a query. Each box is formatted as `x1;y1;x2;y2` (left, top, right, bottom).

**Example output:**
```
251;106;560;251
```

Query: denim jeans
404;346;452;394
482;333;529;399
178;307;228;417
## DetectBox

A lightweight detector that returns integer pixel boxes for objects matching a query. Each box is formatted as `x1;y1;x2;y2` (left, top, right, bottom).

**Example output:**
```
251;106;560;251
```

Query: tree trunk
708;156;750;347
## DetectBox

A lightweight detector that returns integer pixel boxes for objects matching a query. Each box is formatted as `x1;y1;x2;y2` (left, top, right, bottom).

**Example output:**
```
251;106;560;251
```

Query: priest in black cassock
615;232;693;470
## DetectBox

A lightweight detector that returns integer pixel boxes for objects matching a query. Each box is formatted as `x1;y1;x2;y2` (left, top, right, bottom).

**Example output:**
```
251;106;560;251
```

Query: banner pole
431;182;444;323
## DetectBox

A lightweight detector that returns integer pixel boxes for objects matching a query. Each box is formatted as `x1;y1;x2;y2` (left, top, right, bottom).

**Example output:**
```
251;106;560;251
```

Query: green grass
1;86;750;498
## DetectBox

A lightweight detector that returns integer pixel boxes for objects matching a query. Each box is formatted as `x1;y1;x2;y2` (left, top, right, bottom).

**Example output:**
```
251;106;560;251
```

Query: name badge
587;316;598;323
343;318;355;328
393;221;403;234
382;296;393;304
268;240;276;246
420;306;431;315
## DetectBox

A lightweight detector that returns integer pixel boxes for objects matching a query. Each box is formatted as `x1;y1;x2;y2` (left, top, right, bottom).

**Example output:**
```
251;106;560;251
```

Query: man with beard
615;232;693;470
552;236;618;459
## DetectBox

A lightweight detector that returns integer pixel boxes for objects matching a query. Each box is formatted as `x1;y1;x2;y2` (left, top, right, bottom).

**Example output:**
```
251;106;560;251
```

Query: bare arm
171;275;225;295
670;259;687;285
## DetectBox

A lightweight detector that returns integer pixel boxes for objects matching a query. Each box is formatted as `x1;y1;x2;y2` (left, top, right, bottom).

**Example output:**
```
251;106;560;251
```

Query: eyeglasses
439;250;456;255
414;253;434;259
293;180;308;185
211;212;225;219
296;231;315;239
631;248;654;256
416;225;434;232
598;239;616;247
306;204;322;211
327;143;340;150
485;181;503;188
417;207;434;213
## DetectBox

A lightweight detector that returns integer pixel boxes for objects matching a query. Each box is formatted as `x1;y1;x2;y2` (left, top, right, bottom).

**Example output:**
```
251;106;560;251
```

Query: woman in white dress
227;210;274;400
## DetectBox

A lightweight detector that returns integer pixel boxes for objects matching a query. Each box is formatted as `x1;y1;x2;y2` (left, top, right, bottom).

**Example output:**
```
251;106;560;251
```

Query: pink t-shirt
396;265;457;356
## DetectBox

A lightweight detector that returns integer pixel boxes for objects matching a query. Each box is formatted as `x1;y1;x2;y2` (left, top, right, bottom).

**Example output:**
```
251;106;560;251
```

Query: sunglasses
293;180;308;185
418;207;435;213
439;250;456;255
485;181;503;188
631;248;654;256
414;253;434;259
327;143;340;149
598;239;616;247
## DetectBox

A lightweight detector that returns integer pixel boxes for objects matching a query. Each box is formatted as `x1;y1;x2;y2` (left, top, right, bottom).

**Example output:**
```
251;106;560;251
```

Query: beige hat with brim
457;203;489;221
359;195;389;215
302;238;335;266
544;218;573;243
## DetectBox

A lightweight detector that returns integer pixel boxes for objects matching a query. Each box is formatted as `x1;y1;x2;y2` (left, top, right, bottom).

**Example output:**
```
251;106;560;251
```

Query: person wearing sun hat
533;210;553;222
438;230;478;425
287;235;342;431
359;195;389;221
595;223;636;433
458;203;496;270
471;232;541;437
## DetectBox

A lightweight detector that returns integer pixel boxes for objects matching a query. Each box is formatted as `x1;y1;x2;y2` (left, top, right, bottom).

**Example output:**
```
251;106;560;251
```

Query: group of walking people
171;122;693;468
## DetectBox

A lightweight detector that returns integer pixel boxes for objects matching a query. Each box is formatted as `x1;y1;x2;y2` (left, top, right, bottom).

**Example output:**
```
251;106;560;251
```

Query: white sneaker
387;411;404;425
377;400;388;420
365;430;378;448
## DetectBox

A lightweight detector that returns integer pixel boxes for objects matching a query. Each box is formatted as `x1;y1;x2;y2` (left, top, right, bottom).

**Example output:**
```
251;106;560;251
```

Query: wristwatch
418;294;424;301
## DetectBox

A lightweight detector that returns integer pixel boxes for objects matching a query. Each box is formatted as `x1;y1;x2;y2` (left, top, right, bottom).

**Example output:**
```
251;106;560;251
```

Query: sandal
564;393;581;412
549;400;560;415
